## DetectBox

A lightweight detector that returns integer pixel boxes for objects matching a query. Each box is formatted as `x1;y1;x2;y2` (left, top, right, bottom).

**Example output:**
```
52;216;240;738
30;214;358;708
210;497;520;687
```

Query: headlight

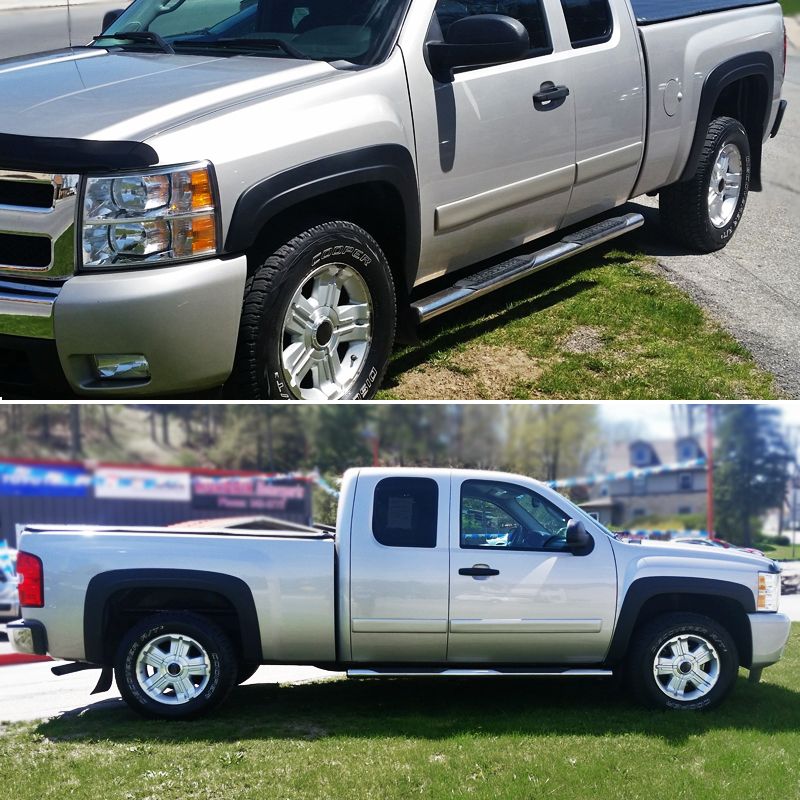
757;571;780;611
81;162;218;269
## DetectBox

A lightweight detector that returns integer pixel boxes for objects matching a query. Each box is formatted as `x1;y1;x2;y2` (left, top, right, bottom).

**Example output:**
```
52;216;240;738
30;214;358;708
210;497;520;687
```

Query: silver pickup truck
0;0;788;399
9;467;791;718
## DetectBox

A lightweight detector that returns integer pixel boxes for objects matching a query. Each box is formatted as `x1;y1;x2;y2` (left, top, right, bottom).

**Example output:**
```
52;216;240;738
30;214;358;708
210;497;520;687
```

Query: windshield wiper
94;31;175;55
174;36;307;59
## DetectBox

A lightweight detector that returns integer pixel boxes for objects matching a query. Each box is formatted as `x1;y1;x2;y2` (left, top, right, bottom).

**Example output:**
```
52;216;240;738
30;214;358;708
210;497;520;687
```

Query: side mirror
426;14;529;83
101;9;125;31
566;519;594;556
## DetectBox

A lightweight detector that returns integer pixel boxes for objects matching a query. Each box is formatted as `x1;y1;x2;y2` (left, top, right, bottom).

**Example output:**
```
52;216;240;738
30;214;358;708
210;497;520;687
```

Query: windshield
96;0;410;65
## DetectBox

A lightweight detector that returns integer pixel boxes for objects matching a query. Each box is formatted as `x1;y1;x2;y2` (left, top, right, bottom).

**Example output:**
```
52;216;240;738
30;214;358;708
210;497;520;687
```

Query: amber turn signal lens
190;169;214;210
191;214;217;253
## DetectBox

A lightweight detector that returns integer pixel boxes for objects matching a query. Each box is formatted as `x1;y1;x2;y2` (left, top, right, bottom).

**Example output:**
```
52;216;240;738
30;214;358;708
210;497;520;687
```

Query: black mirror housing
426;14;530;83
101;9;125;32
566;519;594;556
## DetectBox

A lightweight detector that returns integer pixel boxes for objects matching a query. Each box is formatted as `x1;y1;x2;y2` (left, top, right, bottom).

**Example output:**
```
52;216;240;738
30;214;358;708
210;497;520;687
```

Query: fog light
93;354;150;380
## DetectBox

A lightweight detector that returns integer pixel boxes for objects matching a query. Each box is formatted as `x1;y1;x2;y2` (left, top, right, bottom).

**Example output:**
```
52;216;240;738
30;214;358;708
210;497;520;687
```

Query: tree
506;405;600;481
714;405;792;547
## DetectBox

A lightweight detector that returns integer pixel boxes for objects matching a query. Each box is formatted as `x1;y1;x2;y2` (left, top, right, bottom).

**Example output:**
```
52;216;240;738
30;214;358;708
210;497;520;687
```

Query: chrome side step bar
348;668;613;678
412;212;644;324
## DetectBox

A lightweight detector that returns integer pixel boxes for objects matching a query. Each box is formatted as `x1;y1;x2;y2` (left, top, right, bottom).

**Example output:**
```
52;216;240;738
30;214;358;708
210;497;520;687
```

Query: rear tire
627;612;739;711
659;116;750;253
115;612;237;720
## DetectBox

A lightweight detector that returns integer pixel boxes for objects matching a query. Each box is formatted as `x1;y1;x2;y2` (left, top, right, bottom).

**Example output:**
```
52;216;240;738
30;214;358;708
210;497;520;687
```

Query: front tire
627;612;739;711
230;220;396;400
659;116;750;253
114;612;238;720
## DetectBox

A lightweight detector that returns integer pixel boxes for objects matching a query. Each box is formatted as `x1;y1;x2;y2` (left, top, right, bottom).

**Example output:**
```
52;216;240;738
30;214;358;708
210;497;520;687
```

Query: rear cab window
559;0;613;47
372;477;439;548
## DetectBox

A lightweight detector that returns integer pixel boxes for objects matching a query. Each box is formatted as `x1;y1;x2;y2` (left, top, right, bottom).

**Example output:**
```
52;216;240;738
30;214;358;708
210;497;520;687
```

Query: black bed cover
631;0;776;24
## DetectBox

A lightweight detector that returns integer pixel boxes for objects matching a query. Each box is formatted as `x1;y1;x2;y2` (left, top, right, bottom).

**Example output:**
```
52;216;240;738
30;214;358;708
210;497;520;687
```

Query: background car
0;549;19;623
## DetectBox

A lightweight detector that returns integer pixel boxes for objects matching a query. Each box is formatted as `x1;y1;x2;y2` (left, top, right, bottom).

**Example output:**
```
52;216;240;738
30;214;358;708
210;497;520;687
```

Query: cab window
460;479;572;552
372;477;438;548
559;0;613;48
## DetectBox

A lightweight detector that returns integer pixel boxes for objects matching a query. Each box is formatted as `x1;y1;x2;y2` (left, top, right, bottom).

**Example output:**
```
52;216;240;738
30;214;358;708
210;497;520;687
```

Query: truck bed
631;0;776;24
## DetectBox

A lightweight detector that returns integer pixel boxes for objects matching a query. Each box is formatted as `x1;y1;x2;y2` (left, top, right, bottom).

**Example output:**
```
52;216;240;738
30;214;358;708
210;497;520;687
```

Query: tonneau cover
631;0;775;24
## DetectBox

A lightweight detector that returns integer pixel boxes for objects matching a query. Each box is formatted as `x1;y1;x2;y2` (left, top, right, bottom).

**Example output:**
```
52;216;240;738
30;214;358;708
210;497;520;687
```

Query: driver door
447;476;617;663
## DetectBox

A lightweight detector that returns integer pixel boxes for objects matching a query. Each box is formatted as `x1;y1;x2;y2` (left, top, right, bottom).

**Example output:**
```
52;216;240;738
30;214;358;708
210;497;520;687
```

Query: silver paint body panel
13;468;786;674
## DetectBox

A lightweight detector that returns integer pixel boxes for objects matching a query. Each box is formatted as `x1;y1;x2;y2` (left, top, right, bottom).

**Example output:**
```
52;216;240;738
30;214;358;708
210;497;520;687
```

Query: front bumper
0;255;247;396
748;611;791;669
7;619;48;655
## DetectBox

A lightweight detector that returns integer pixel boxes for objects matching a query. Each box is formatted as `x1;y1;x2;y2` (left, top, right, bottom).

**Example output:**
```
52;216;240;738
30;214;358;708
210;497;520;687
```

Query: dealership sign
0;463;91;496
192;475;309;513
94;468;192;502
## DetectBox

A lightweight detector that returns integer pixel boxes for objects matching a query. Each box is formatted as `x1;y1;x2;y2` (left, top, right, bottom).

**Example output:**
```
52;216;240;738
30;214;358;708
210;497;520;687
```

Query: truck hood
0;48;337;144
633;537;776;570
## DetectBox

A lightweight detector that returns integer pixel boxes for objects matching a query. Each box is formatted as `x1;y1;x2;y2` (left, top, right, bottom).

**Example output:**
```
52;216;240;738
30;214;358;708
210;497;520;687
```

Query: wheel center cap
678;661;692;674
718;178;725;193
313;318;334;348
167;662;182;676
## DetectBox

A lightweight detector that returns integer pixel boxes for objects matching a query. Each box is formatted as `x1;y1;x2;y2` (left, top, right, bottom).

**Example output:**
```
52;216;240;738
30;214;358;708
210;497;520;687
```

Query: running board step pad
348;668;614;678
412;212;644;323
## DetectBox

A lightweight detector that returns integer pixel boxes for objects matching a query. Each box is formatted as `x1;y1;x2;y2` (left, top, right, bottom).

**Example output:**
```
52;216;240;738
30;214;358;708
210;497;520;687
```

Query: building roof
604;437;705;472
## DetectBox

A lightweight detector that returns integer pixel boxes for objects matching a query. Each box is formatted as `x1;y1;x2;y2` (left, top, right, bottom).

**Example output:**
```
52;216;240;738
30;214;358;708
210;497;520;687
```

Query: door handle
459;565;500;577
533;82;570;107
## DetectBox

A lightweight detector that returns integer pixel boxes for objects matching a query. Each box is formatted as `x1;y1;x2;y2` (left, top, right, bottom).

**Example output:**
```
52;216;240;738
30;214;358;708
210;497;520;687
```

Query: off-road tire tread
229;220;395;399
627;611;739;711
659;116;750;253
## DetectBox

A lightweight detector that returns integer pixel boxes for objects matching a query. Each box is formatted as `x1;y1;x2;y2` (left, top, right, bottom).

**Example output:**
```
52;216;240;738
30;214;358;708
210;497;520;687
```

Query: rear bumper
7;619;48;656
748;612;791;669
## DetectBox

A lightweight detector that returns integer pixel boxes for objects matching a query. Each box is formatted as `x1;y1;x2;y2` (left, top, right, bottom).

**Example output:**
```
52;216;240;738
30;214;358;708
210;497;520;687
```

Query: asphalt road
0;2;127;59
628;52;800;397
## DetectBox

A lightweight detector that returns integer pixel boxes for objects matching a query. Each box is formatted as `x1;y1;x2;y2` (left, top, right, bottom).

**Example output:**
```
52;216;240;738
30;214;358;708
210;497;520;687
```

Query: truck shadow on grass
35;674;800;747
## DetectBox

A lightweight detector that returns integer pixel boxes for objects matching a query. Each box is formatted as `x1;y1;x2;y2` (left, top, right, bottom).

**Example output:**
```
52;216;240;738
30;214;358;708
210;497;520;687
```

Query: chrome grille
0;171;78;279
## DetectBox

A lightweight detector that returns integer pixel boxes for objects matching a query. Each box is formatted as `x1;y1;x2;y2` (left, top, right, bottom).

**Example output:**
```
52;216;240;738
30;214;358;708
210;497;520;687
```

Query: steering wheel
539;525;569;549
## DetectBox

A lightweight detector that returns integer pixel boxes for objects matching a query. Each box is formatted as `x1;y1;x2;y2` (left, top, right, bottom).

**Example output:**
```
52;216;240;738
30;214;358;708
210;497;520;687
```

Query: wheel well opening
633;593;752;667
248;182;411;308
100;588;244;665
712;76;769;190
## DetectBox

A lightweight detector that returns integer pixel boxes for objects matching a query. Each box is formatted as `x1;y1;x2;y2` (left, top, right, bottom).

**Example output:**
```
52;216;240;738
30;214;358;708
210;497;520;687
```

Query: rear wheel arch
83;569;261;667
679;52;774;191
606;577;754;668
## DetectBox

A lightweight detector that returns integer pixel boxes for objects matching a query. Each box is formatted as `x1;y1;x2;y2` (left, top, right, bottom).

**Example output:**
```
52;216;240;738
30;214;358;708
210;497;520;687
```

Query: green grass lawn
2;626;798;800
781;0;800;16
762;542;800;561
378;249;780;400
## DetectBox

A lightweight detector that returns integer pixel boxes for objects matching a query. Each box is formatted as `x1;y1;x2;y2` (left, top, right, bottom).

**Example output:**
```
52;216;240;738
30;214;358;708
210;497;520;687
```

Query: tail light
17;551;44;608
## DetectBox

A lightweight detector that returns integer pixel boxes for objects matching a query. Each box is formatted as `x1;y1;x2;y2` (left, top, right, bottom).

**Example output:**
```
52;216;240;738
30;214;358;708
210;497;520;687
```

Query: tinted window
435;0;552;54
461;479;572;552
560;0;612;47
372;478;438;548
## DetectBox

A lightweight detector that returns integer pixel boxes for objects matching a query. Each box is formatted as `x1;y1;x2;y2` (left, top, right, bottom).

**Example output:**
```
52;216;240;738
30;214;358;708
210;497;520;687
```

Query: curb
0;653;51;666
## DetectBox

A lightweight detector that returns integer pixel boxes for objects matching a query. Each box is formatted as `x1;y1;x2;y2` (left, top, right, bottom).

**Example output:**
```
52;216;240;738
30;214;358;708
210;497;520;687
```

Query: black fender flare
604;576;755;664
223;143;421;291
679;52;774;189
83;568;261;665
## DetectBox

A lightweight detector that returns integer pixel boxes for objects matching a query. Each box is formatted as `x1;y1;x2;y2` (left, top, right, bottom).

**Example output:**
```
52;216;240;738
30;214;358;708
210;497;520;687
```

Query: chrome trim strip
449;618;603;634
348;669;614;677
575;142;644;185
351;618;448;634
0;282;58;339
435;164;576;233
413;213;644;323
